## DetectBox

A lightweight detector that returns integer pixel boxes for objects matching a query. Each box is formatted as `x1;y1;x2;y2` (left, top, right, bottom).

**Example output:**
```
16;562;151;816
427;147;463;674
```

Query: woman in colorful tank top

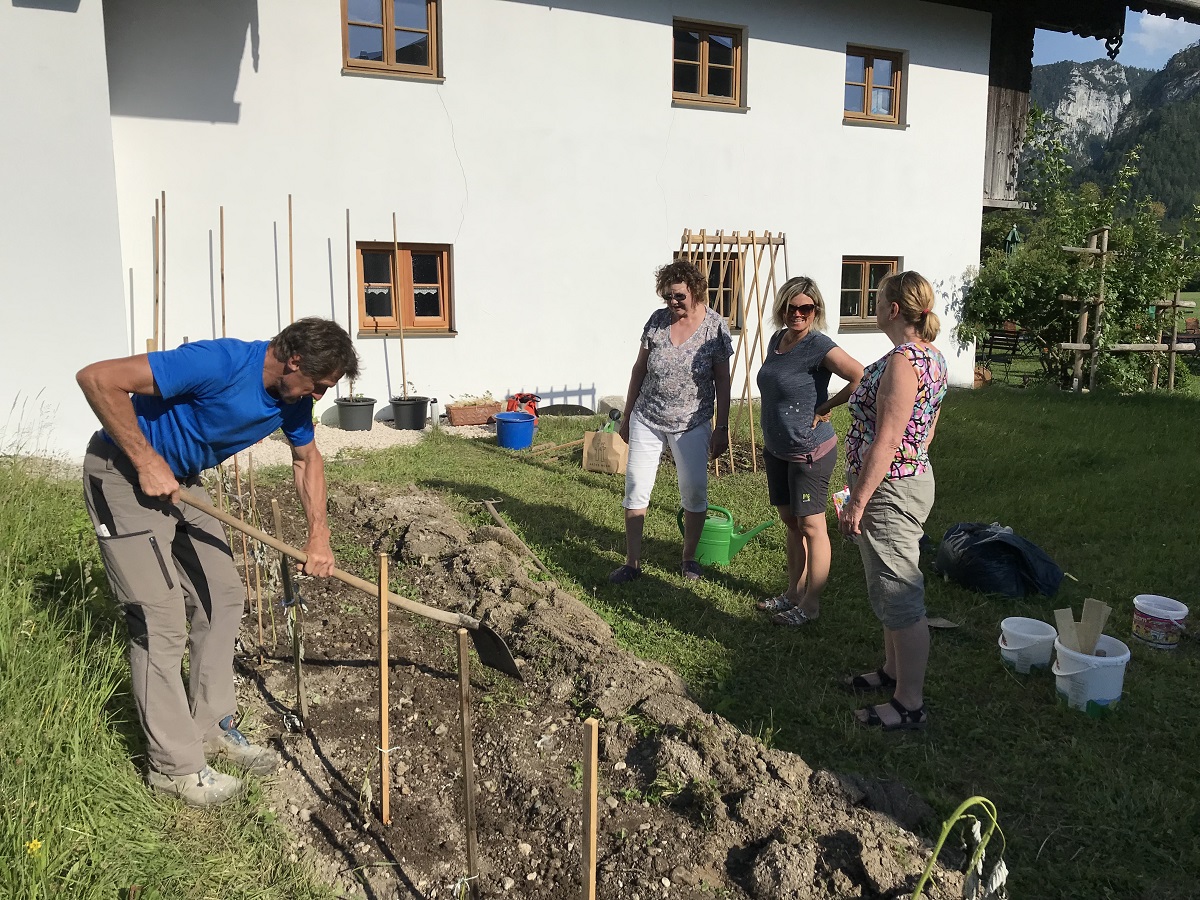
755;276;863;626
838;271;948;731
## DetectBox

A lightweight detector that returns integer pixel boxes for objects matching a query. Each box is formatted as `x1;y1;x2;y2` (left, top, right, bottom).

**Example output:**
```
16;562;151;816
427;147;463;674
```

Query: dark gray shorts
764;449;837;517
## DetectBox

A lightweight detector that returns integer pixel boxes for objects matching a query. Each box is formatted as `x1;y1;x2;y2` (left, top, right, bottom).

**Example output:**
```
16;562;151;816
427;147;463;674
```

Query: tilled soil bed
232;481;963;900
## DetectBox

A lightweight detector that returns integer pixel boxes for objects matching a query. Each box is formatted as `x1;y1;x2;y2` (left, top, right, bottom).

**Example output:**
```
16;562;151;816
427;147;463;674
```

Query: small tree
958;108;1200;389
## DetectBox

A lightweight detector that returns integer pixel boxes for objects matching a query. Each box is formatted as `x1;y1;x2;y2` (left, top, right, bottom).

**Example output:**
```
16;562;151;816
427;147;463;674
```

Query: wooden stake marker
379;552;391;825
457;628;480;898
582;717;599;900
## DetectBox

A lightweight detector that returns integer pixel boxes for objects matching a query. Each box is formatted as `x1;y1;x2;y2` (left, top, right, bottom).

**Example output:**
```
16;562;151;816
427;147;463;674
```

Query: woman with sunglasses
609;260;732;584
756;276;864;626
838;270;948;731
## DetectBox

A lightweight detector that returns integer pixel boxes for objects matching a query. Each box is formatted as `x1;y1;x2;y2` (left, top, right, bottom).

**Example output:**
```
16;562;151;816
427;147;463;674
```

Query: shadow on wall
13;0;82;11
104;0;260;124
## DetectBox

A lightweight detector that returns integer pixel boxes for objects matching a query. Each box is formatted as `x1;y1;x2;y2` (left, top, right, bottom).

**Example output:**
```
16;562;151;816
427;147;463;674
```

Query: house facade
4;0;1197;461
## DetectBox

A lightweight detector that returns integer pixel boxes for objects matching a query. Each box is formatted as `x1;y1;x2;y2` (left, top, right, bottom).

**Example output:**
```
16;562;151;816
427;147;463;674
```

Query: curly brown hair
654;260;710;307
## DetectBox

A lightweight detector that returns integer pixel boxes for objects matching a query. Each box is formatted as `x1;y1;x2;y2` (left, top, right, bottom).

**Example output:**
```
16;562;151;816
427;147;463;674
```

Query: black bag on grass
933;523;1063;598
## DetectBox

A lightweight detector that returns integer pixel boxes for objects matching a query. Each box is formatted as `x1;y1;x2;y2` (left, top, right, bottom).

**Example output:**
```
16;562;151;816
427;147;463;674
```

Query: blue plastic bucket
495;411;535;450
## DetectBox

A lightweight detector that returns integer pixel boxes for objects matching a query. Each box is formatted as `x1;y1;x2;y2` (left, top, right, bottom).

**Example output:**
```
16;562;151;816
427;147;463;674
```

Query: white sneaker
147;765;245;807
204;715;280;776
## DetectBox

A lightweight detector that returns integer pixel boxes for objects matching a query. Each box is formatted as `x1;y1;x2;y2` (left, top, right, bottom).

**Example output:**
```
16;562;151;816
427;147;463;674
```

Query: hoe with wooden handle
178;493;522;680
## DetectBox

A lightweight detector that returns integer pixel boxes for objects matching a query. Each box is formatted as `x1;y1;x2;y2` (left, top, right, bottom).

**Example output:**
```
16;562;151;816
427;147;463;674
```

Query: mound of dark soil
234;482;962;899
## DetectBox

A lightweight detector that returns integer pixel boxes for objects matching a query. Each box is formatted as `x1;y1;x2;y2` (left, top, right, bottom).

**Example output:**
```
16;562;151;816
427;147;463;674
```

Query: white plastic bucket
998;617;1057;673
1131;594;1188;650
1052;635;1130;717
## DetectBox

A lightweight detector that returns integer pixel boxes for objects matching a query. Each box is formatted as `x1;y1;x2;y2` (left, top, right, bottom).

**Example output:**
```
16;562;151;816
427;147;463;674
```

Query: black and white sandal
856;697;928;731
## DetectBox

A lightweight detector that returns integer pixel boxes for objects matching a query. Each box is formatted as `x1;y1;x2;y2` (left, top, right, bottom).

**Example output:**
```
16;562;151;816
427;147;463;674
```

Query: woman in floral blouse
838;271;948;731
609;260;732;584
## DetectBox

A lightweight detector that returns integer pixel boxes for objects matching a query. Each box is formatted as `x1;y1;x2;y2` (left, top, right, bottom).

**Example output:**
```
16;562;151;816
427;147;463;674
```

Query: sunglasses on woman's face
663;292;688;303
787;303;816;317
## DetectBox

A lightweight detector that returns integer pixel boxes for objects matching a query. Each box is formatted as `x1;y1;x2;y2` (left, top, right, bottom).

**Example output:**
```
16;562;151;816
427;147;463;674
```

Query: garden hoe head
178;493;523;680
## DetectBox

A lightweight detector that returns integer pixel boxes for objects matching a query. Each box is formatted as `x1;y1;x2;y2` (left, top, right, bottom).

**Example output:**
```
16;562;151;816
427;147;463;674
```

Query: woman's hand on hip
812;410;832;428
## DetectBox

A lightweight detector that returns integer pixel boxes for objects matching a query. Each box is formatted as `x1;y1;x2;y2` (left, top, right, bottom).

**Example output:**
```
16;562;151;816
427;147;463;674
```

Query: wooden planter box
446;402;502;426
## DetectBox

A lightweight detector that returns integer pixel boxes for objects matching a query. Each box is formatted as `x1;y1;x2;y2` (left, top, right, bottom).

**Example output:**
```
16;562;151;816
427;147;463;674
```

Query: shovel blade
469;623;523;680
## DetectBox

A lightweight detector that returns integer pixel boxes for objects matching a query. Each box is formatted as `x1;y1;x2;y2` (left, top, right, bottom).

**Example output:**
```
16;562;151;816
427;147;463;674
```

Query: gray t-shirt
757;329;837;457
634;306;733;433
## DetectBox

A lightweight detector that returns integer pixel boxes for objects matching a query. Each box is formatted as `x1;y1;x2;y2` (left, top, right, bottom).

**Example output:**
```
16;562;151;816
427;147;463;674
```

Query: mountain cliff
1033;46;1200;220
1031;59;1153;167
1089;44;1200;218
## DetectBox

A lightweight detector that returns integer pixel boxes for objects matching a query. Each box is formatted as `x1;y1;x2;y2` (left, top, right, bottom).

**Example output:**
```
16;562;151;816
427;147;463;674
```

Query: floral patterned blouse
845;342;948;479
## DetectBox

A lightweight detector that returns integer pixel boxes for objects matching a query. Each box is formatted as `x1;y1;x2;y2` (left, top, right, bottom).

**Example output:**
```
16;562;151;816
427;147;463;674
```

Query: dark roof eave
1130;1;1200;25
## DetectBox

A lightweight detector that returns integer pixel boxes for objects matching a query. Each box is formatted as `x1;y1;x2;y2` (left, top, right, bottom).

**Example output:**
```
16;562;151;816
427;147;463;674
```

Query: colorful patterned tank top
845;342;948;479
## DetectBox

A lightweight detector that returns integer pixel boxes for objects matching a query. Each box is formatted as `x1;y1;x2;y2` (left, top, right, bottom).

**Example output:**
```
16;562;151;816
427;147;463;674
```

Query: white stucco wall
0;0;127;459
103;0;987;425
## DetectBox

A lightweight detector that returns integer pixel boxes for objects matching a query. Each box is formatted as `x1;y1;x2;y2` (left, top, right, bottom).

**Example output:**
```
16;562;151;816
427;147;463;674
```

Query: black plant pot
335;397;376;431
391;396;430;431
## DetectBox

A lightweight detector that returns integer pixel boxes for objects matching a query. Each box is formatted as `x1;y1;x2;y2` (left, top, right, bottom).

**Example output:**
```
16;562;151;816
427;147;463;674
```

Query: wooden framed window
342;0;440;78
840;257;898;324
844;47;902;124
357;242;453;334
672;20;744;108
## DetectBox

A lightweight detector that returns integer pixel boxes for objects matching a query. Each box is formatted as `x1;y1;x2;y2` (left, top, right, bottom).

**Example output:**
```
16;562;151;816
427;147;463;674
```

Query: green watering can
677;504;777;566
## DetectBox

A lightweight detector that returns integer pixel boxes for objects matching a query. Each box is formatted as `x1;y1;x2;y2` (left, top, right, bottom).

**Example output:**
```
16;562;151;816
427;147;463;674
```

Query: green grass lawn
337;388;1200;900
0;461;333;900
5;385;1198;899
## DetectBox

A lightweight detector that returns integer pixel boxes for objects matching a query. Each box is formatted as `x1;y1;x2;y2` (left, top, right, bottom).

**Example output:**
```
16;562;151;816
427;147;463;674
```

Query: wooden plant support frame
1060;228;1195;392
677;229;787;474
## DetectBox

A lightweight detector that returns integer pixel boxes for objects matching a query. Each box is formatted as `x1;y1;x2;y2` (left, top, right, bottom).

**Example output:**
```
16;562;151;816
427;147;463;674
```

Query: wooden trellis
1059;226;1195;392
677;229;788;472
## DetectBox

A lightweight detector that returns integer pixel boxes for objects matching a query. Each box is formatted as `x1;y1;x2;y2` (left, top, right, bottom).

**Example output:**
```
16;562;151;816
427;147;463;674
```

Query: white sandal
772;607;817;626
756;595;794;612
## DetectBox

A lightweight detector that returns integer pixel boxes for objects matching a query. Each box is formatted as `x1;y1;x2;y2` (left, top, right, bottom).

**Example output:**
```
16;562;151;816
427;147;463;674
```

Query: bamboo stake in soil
346;209;353;326
150;202;159;352
288;194;295;324
457;628;480;898
273;499;308;724
582;717;599;900
160;190;167;348
482;500;551;575
219;206;227;338
379;552;391;826
247;454;266;656
392;213;409;398
231;458;255;623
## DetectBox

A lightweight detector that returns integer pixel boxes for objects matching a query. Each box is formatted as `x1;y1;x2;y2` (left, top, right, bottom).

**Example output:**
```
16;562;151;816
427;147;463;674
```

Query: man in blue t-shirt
76;318;360;807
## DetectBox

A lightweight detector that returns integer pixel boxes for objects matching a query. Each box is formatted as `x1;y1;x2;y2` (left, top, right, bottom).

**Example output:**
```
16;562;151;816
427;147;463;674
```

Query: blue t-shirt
108;339;315;478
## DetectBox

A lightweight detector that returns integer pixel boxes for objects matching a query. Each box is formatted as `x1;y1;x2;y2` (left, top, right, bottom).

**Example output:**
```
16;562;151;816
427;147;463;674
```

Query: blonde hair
772;276;828;331
876;270;940;342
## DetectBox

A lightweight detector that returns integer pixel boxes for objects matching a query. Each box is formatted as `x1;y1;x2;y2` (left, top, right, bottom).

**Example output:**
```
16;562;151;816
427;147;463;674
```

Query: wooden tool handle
178;492;476;631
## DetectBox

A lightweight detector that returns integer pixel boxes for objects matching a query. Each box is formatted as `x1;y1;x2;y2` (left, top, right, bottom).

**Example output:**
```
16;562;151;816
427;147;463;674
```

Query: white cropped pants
623;410;711;513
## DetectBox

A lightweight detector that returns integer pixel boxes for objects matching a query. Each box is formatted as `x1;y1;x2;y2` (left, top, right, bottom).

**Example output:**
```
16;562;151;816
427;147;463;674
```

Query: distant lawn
338;387;1200;900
